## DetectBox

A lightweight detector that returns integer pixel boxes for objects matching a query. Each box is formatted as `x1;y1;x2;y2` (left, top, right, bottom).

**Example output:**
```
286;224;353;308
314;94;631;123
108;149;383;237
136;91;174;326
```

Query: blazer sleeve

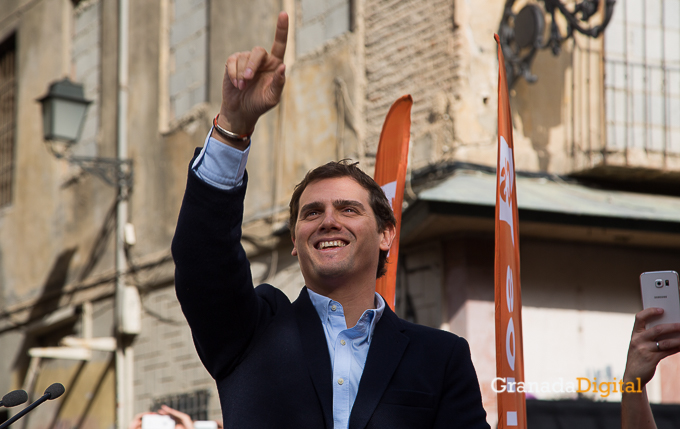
433;337;491;429
172;152;266;380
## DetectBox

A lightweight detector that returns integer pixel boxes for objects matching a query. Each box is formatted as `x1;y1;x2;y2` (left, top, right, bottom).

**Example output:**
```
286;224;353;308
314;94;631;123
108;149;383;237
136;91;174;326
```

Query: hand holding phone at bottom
624;307;680;386
621;308;680;429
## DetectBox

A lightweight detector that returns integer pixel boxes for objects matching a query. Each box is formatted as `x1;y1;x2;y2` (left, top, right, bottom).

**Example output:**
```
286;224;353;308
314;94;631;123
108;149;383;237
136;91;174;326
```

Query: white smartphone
142;415;174;429
640;270;680;339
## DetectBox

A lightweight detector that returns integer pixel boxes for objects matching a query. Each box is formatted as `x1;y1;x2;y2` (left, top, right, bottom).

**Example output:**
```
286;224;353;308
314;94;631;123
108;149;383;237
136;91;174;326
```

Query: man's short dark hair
289;160;396;278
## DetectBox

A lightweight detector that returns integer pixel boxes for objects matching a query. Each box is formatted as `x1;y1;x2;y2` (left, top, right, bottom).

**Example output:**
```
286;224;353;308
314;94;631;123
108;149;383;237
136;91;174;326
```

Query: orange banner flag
374;95;413;308
494;34;527;429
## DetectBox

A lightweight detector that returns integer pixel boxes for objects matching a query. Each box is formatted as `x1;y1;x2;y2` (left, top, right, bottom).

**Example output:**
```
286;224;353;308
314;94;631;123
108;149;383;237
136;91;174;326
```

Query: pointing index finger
270;11;288;61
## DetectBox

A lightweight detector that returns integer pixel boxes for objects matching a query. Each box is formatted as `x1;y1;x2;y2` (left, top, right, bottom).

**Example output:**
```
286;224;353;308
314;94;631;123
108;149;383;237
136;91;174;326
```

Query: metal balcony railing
567;0;680;173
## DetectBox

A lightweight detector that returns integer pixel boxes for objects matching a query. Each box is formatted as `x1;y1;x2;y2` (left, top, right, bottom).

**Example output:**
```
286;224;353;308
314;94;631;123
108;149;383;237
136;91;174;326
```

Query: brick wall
133;286;220;420
364;0;457;167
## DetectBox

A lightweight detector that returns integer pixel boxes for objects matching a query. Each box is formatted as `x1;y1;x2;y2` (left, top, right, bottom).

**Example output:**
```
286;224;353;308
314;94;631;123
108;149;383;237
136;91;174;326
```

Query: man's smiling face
291;177;393;289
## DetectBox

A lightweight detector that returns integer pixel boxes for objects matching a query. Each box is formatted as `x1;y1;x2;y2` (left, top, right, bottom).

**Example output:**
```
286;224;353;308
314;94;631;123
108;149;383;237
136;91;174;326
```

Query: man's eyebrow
299;201;325;214
299;200;366;214
333;199;366;211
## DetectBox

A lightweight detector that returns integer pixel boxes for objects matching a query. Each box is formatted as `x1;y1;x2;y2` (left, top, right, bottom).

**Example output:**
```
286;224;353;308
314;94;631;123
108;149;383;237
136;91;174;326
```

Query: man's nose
319;210;341;230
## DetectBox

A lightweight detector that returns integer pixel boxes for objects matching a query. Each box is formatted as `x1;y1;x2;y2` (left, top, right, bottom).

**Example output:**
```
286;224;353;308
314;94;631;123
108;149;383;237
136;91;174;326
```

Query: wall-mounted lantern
38;78;132;190
38;78;92;143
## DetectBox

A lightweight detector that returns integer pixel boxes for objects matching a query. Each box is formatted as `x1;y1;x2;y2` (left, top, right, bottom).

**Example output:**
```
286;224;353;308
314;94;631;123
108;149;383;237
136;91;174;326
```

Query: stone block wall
133;286;221;420
364;0;457;168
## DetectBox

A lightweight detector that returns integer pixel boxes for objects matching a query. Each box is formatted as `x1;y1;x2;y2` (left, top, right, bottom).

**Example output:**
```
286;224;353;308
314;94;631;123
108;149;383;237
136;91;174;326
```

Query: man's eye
343;207;357;213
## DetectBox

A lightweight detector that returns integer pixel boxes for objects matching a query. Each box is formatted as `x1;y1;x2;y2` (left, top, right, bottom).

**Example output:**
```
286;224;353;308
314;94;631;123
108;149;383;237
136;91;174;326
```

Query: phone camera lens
655;279;663;288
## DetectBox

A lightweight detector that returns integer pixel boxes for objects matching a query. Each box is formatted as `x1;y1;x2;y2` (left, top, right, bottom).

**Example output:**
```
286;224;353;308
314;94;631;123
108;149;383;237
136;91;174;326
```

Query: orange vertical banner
494;34;527;429
374;95;412;308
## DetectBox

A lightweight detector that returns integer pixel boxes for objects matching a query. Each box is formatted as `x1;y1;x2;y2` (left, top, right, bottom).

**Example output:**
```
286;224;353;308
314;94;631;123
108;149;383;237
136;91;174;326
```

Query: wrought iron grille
150;389;211;421
0;34;16;209
604;0;680;157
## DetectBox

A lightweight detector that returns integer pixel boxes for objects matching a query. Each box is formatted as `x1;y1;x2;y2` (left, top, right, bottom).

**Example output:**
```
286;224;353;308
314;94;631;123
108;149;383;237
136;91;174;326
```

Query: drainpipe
116;0;133;428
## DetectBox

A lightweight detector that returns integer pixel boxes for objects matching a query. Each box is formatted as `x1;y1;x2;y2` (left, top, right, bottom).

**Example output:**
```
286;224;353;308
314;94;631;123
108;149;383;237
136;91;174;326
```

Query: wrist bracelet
213;114;251;143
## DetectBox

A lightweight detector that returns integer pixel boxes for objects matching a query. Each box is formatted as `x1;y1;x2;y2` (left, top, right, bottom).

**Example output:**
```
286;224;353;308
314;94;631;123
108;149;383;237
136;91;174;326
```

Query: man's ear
379;224;397;252
291;234;298;256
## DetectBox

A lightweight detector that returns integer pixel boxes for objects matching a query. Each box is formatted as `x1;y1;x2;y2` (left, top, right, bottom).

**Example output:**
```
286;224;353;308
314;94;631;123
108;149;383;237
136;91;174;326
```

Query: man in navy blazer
172;11;489;429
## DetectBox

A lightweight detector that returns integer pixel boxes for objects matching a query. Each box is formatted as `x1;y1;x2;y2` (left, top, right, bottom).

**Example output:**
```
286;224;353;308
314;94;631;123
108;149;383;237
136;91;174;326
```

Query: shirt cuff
192;126;250;190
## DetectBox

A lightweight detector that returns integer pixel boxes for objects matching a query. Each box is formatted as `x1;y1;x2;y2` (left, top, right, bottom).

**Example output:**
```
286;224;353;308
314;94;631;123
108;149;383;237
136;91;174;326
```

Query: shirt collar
307;288;385;340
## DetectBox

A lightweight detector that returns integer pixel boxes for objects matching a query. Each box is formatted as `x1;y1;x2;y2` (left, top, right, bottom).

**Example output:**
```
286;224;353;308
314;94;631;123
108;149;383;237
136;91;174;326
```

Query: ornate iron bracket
498;0;617;88
47;141;134;193
68;156;134;192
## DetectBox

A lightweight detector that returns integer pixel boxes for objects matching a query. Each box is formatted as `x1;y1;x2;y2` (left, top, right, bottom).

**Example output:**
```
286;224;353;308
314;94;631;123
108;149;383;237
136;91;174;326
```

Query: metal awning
402;168;680;246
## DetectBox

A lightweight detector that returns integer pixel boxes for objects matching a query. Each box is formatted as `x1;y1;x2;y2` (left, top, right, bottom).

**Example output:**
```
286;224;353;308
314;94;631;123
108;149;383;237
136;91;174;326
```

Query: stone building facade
1;0;679;428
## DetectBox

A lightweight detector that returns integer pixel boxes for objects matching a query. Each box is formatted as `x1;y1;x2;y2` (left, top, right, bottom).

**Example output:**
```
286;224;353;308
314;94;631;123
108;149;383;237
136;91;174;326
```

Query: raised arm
621;308;680;429
212;11;288;150
172;13;288;380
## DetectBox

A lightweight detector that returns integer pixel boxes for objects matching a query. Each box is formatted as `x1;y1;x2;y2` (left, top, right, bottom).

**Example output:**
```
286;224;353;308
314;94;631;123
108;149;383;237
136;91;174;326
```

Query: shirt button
338;378;344;385
331;305;337;311
340;340;346;346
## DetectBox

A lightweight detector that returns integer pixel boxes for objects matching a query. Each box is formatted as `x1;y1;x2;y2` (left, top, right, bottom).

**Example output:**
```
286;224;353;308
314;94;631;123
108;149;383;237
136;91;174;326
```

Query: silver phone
640;270;680;339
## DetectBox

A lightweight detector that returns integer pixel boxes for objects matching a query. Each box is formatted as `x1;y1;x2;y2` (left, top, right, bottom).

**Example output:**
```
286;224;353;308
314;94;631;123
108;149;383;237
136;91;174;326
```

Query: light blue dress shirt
307;289;385;429
193;130;385;429
191;128;250;189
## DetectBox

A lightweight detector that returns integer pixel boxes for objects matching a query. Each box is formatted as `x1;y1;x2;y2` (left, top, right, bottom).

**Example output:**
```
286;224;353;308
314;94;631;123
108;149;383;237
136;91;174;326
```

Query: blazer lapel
292;287;334;429
349;305;409;429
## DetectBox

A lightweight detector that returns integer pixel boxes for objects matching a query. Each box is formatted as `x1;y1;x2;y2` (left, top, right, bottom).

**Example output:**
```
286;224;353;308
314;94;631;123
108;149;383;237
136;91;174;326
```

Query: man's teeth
319;241;347;249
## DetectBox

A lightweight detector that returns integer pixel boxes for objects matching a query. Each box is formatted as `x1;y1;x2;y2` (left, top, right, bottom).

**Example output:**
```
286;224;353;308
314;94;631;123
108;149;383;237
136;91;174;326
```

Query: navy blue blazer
172;155;490;429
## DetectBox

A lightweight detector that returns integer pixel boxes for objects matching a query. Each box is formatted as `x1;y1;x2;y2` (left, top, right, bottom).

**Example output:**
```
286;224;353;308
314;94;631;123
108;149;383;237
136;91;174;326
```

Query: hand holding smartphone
640;270;680;340
141;415;175;429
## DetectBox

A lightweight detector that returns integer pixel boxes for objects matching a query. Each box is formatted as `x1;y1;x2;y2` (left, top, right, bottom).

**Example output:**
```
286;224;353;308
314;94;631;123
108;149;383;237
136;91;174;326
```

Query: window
605;0;680;155
0;33;16;209
168;0;208;120
297;0;352;55
151;389;211;421
72;1;100;157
